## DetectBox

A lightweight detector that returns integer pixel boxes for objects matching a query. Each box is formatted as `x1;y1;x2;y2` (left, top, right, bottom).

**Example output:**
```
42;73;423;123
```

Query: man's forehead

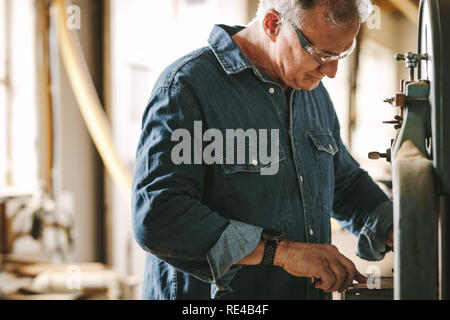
299;4;359;33
296;6;360;55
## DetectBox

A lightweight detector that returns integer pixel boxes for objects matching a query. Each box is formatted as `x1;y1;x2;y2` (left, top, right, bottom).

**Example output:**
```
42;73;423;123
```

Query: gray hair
256;0;373;28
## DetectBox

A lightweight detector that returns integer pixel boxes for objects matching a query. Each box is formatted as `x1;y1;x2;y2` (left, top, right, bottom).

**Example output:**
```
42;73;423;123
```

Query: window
0;0;38;192
0;0;8;187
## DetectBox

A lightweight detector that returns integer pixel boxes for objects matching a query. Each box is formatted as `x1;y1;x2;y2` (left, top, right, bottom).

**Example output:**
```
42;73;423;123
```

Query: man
132;0;394;300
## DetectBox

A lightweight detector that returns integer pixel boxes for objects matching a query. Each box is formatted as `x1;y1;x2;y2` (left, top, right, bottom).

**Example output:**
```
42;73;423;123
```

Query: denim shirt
131;24;393;300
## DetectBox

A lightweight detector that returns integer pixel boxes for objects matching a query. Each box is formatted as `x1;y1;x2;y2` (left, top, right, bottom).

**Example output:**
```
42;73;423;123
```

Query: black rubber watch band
260;230;283;266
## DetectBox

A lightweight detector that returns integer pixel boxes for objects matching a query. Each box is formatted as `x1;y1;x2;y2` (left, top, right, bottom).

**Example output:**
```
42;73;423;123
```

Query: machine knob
384;93;405;107
369;149;392;163
368;152;387;160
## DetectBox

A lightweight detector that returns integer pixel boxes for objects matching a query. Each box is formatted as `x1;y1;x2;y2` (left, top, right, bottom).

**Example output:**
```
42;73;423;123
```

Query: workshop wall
0;0;421;300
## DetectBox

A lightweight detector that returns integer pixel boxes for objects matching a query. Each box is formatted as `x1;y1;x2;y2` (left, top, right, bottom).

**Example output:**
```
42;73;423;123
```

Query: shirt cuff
355;200;393;261
206;220;263;299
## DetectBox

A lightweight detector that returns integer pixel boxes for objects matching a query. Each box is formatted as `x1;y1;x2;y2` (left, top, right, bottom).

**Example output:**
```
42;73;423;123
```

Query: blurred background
0;0;419;300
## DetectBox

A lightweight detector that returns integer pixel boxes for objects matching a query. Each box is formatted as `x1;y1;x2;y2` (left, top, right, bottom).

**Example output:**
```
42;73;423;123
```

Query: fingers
354;269;368;284
327;260;347;292
315;267;367;292
314;262;336;292
316;249;363;293
281;242;367;293
337;256;356;292
338;262;356;292
315;260;349;293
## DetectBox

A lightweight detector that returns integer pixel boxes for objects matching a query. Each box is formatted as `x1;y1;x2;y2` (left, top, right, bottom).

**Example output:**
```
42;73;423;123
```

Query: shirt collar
208;24;255;75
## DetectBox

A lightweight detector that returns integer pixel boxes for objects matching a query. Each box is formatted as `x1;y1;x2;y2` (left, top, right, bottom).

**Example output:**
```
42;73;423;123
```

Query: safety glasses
287;18;357;64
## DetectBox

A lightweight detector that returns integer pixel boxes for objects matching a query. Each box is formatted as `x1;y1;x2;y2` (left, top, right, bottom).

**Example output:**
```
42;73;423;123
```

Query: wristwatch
260;229;284;266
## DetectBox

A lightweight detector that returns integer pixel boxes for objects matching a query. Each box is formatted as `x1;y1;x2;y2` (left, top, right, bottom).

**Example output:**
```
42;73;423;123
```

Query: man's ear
262;10;282;42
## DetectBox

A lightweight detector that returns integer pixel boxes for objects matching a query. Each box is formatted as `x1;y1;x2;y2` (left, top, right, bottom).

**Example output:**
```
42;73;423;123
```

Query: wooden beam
35;0;54;197
387;0;419;25
4;0;13;187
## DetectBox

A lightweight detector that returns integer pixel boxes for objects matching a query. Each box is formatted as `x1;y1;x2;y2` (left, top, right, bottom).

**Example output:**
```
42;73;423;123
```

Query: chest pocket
218;143;293;230
308;132;339;216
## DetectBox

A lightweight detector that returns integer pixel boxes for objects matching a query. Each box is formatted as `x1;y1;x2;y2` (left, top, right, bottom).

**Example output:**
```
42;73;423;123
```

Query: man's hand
274;241;367;293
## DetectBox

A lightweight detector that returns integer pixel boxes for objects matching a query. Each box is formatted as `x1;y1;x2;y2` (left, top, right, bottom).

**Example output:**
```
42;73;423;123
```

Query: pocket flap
308;132;339;156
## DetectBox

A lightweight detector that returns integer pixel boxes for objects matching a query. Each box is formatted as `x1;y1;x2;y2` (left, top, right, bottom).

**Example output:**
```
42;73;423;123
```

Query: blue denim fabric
131;24;393;300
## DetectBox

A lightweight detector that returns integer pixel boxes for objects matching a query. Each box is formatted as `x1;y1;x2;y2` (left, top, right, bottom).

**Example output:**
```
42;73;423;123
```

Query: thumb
354;269;368;284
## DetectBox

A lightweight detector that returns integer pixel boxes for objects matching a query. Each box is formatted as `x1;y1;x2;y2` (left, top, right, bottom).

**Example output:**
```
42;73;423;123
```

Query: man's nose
319;60;339;79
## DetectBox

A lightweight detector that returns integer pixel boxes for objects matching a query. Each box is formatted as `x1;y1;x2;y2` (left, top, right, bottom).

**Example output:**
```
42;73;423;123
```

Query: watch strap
260;230;283;266
261;238;278;266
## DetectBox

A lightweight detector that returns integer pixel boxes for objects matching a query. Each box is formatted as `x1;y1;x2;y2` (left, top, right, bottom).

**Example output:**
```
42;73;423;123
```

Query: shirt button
269;88;275;94
252;159;258;166
310;228;314;236
300;176;304;183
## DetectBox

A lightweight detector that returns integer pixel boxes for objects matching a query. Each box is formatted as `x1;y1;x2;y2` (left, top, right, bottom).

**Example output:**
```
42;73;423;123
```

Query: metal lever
369;148;392;163
383;116;404;130
384;93;405;108
395;52;429;81
369;152;387;160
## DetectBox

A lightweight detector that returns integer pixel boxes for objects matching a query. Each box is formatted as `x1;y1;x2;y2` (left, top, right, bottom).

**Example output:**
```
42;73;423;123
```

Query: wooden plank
387;0;420;24
35;0;54;197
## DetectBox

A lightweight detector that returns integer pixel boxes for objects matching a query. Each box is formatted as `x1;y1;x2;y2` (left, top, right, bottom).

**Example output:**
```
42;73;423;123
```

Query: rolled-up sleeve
355;200;393;261
131;85;262;297
207;220;263;284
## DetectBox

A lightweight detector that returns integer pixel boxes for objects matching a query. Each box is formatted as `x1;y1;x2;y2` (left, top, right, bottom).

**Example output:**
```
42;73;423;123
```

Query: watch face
263;229;283;240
